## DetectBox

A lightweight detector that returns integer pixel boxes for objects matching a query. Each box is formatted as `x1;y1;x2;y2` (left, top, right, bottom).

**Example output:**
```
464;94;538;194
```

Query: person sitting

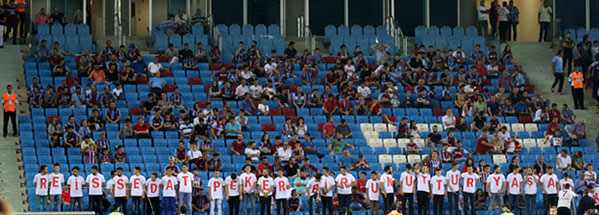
349;187;367;210
566;118;586;145
133;117;150;138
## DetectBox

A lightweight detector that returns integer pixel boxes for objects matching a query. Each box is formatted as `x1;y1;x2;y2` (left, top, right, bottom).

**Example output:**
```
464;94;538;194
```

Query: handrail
297;15;305;38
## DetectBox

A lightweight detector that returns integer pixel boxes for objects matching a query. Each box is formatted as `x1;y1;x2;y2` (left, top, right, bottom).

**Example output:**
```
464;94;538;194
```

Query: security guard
2;85;17;137
569;66;585;109
15;0;26;39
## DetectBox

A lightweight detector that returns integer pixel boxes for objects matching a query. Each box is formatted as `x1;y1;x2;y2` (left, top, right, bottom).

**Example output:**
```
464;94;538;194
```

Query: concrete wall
286;0;304;37
151;0;168;28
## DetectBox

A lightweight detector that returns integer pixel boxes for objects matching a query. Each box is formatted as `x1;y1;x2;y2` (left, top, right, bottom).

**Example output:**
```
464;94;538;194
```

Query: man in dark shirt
49;6;65;24
179;43;194;60
4;2;18;45
426;125;442;147
284;41;297;60
533;156;548;175
284;157;300;177
562;32;575;73
142;93;157;115
0;6;6;48
577;35;593;75
192;188;210;214
193;119;209;139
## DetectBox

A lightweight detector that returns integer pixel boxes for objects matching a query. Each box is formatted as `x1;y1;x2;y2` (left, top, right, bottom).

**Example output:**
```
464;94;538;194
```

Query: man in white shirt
557;184;578;215
264;58;277;75
162;167;179;215
442;109;456;132
498;2;511;43
336;166;356;212
249;80;263;100
321;167;335;215
306;173;322;215
366;171;381;215
400;164;416;215
208;170;225;215
431;168;447;215
34;165;50;211
258;169;274;215
85;165;106;215
276;142;293;162
461;166;480;215
524;167;539;215
557;150;573;171
274;169;291;215
48;163;64;211
146;173;162;215
235;80;249;99
446;162;461;215
148;58;164;76
506;167;523;215
187;143;203;164
240;165;257;215
129;166;146;215
585;164;597;185
380;165;396;214
225;173;242;215
477;0;489;37
112;167;129;215
487;166;506;214
178;165;194;215
66;166;85;211
357;82;371;98
540;166;560;215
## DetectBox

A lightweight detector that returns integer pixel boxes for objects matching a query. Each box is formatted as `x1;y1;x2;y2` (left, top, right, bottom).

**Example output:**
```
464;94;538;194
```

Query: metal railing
385;16;408;56
297;16;305;38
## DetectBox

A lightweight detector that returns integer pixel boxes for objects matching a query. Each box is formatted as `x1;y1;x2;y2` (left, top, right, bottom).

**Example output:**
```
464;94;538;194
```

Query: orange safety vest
2;93;16;112
570;72;584;88
16;0;26;12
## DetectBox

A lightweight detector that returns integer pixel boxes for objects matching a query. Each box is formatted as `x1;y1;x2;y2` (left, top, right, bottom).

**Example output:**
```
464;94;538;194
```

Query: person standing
431;168;447;215
336;166;357;212
562;32;576;74
498;2;510;43
487;166;507;215
569;66;585;109
589;54;599;104
507;0;519;41
367;171;381;215
48;164;64;211
225;173;242;215
381;165;397;214
489;1;499;39
33;165;49;211
524;168;539;215
557;184;578;215
577;35;593;75
461;166;480;215
321;167;336;215
540;167;560;215
4;2;19;45
400;164;416;215
85;166;106;215
476;0;490;37
161;168;179;215
446;162;461;215
258;169;274;215
552;50;565;94
416;165;431;215
240;166;257;215
0;7;6;48
178;165;194;215
538;0;553;43
506;167;524;215
15;0;26;40
111;168;129;215
306;173;322;215
145;173;162;215
208;170;225;215
66;166;85;211
274;169;291;215
129;166;146;215
2;85;17;137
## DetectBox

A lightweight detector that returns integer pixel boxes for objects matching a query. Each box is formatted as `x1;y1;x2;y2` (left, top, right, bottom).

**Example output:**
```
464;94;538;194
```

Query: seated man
329;134;355;155
133;117;150;138
405;136;423;154
566;118;586;144
338;149;355;171
148;72;166;96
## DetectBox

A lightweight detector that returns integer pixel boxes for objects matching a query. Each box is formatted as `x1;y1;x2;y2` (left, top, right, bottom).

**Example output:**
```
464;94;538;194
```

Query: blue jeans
131;196;142;215
525;194;536;215
179;192;193;215
162;197;177;215
36;195;48;211
49;194;62;211
507;194;521;215
242;193;256;215
489;193;503;214
71;197;83;211
539;22;550;42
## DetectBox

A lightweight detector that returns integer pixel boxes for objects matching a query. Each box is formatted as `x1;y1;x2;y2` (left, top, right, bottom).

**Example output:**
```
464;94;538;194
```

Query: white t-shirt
366;179;381;200
557;155;572;169
48;173;64;195
321;176;335;197
145;179;162;198
539;174;559;194
557;190;577;208
524;175;538;195
497;131;511;141
446;170;461;192
129;175;146;197
417;173;431;192
161;176;178;197
258;104;269;113
307;178;320;197
225;176;241;197
67;175;85;197
477;5;489;21
507;173;523;194
335;174;356;195
148;62;163;74
274;177;291;199
258;176;274;197
431;175;447;195
245;148;261;162
249;85;263;98
487;173;506;194
208;177;225;199
344;65;355;76
586;171;597;183
177;172;194;193
86;174;106;195
592;188;599;206
264;63;277;74
235;85;249;97
240;173;257;193
113;176;129;197
34;173;50;195
357;86;371;98
461;173;479;193
401;172;416;193
187;150;202;160
380;173;395;194
106;179;113;191
442;115;456;130
560;179;574;191
276;147;292;162
498;7;510;21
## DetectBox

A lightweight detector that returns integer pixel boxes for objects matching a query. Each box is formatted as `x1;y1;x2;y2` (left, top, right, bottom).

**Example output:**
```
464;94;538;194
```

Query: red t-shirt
474;137;489;153
356;179;367;193
231;140;245;154
323;100;337;113
368;101;381;114
546;122;560;135
322;123;336;137
133;123;149;136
